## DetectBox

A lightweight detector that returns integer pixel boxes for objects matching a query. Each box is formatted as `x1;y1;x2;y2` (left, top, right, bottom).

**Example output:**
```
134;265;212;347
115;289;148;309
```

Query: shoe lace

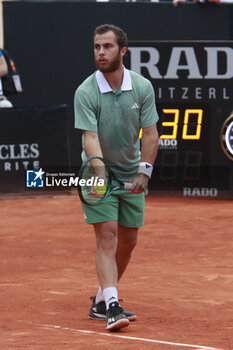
108;302;123;316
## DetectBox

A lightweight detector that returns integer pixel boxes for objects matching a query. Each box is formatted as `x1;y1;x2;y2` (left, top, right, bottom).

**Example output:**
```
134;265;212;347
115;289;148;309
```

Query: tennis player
74;24;159;331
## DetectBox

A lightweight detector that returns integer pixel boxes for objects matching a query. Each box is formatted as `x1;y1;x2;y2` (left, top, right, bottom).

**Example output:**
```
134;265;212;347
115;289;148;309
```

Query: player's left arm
130;123;159;193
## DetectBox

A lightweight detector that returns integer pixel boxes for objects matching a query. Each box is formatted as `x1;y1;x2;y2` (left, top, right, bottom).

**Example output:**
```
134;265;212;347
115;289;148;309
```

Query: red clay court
0;194;232;350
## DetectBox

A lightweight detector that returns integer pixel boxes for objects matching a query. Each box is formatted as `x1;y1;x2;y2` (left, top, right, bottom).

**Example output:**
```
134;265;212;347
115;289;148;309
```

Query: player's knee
97;231;118;252
119;236;138;252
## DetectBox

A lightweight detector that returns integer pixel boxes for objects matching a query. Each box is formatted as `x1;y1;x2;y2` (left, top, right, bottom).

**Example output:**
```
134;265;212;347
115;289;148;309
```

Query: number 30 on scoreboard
139;108;203;140
160;109;203;140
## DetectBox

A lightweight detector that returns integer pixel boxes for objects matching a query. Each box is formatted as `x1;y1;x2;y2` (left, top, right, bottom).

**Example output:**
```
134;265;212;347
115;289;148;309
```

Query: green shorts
81;190;145;228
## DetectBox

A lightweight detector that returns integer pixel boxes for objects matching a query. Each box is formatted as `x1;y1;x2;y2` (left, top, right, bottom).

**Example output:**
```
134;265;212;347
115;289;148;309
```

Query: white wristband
138;162;153;178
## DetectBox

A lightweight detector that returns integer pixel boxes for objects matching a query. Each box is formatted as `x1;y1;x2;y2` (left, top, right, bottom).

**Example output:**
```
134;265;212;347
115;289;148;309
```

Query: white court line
41;324;221;350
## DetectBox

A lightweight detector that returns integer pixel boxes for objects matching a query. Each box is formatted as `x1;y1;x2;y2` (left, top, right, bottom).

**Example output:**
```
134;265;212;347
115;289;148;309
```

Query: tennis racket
78;156;132;206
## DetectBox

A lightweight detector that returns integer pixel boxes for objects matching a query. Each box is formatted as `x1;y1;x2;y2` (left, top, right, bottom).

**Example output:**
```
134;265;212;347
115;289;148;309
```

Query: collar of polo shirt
96;66;132;93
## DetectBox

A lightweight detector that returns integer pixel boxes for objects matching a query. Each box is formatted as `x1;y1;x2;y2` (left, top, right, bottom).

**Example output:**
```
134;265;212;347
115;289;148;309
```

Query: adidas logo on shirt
131;102;139;110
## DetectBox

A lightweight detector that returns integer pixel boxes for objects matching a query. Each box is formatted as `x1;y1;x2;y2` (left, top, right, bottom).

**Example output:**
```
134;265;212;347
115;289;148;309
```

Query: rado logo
183;187;218;197
159;139;177;149
128;46;233;80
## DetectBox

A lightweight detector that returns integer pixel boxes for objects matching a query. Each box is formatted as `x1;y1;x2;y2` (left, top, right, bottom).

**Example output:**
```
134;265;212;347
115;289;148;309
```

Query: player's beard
95;50;121;73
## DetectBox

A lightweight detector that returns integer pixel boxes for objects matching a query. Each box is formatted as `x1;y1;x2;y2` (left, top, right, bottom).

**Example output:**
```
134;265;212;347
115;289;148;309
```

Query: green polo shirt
74;67;159;181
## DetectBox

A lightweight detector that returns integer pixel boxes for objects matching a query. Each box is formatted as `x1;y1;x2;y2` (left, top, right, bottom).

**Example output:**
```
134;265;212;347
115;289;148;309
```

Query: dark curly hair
94;24;128;49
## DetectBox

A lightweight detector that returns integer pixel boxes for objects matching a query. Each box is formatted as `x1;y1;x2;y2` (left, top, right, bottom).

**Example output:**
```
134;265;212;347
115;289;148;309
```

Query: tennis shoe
106;301;129;331
89;296;136;321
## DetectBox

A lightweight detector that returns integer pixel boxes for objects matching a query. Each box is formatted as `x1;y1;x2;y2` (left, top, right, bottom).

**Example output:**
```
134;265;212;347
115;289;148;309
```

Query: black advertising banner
125;41;233;199
0;105;69;194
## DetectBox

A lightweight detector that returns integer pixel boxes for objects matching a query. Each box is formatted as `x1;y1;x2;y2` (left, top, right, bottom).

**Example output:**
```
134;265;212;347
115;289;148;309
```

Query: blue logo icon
26;169;45;188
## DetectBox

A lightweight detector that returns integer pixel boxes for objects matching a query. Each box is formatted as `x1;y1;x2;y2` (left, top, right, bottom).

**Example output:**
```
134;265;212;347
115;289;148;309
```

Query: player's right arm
83;130;103;159
82;130;106;184
82;130;106;183
74;83;104;172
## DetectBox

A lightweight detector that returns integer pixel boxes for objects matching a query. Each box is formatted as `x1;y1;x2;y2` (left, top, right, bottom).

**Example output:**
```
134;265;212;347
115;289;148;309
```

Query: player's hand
129;173;149;194
89;158;107;197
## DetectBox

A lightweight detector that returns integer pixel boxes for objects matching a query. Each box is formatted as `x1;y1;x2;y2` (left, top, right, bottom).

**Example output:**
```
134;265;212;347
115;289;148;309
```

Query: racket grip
124;182;133;190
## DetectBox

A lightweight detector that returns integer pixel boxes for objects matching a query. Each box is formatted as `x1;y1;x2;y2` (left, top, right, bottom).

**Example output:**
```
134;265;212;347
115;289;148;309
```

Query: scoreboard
126;41;233;199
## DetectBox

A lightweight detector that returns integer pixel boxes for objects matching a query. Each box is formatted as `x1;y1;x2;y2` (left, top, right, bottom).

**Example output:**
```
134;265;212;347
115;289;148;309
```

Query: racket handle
124;182;133;190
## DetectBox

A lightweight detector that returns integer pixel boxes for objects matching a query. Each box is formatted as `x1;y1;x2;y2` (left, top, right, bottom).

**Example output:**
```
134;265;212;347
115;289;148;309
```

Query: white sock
103;287;118;310
95;286;104;304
